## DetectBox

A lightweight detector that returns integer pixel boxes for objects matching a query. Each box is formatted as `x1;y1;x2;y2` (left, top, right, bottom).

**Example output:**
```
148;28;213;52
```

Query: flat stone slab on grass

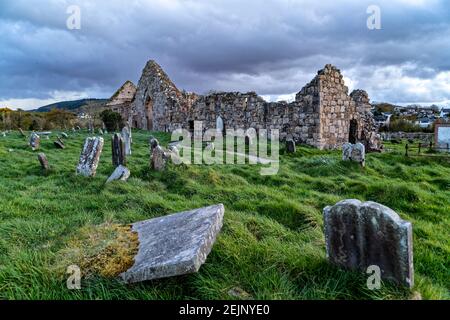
120;204;225;283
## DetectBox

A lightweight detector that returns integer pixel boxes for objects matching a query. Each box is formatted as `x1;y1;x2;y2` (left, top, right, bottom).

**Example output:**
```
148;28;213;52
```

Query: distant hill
33;99;108;113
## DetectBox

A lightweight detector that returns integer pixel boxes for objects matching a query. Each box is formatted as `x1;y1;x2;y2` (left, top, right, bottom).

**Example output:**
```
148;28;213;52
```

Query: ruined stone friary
106;60;382;151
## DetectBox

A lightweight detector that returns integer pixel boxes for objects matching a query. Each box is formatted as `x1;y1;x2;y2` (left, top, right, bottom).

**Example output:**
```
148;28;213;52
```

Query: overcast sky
1;0;449;110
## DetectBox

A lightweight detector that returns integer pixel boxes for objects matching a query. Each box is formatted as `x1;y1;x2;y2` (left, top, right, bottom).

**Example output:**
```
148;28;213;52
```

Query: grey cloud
0;0;449;109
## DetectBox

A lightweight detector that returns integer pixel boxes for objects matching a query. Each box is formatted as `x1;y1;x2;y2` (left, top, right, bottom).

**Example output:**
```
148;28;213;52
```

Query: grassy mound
56;223;139;278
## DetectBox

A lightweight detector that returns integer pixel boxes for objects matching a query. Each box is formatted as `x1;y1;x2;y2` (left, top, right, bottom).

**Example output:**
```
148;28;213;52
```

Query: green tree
100;110;124;132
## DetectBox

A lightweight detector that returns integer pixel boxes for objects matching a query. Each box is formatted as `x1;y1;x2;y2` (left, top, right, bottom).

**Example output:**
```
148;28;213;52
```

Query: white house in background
440;108;450;118
417;117;433;128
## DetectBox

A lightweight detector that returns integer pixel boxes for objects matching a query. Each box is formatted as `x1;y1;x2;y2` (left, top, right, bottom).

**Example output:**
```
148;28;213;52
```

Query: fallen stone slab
106;165;130;183
120;204;225;283
323;199;413;288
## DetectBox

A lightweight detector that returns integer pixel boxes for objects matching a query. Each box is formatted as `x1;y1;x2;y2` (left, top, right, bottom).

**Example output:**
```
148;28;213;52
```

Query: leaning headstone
351;143;365;166
54;137;65;149
151;145;167;171
76;137;104;177
120;204;225;283
19;128;26;137
323;199;414;288
61;132;69;139
286;139;296;153
29;133;40;151
98;128;104;135
342;143;365;167
37;153;50;171
112;133;126;167
106;165;130;183
122;126;132;156
342;143;353;161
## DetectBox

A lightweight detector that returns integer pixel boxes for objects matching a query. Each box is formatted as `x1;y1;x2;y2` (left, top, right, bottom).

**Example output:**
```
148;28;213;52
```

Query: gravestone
122;126;132;156
2;132;5;137
106;165;130;183
54;137;65;149
120;204;225;283
342;142;365;166
150;136;159;150
61;132;69;139
112;133;126;167
76;137;104;177
37;153;50;171
286;139;296;153
342;143;352;161
98;129;104;135
323;199;414;288
19;128;26;137
29;133;40;151
151;145;167;171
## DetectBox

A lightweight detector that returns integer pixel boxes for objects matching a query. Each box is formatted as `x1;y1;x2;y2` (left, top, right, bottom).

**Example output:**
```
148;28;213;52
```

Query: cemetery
0;127;448;300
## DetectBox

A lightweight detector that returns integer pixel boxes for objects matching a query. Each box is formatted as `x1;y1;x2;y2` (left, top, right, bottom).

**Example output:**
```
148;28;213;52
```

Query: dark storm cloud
0;0;449;109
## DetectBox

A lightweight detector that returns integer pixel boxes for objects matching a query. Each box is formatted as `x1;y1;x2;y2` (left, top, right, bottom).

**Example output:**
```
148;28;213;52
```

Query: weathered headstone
151;145;167;171
112;133;126;167
342;142;365;166
37;153;50;171
286;139;296;153
54;137;65;149
122;126;132;156
76;137;104;177
19;128;26;137
120;204;225;283
106;165;130;183
99;128;104;135
351;143;365;166
342;143;353;161
323;199;414;288
29;133;40;151
61;132;69;139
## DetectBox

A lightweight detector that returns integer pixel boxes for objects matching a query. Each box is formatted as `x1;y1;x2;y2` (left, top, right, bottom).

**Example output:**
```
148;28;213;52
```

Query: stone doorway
145;96;154;131
349;119;358;144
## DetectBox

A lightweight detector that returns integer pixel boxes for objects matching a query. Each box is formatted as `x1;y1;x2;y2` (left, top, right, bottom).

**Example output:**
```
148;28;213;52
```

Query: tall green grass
0;130;448;300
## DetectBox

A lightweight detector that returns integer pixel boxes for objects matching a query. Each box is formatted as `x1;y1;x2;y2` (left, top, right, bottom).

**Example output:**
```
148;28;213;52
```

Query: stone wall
107;60;382;151
380;132;434;143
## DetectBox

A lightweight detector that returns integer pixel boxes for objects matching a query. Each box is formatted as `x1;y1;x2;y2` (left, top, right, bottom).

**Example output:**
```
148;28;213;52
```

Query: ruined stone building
106;60;382;151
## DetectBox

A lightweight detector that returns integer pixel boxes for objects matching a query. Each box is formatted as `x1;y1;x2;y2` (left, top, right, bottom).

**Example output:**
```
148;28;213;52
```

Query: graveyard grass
0;130;448;300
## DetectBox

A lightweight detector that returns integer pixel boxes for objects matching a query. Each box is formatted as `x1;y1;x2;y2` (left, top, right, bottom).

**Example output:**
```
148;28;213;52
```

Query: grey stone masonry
120;204;225;283
323;199;414;288
108;60;382;151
